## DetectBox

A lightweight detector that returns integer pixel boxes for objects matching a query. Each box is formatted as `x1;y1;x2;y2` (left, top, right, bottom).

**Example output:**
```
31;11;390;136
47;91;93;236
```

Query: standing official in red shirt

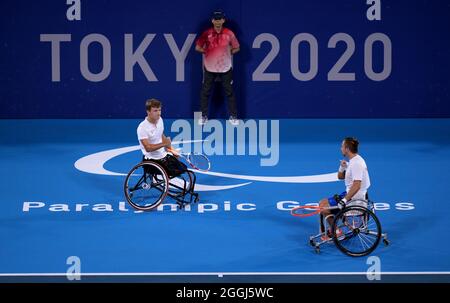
195;10;240;125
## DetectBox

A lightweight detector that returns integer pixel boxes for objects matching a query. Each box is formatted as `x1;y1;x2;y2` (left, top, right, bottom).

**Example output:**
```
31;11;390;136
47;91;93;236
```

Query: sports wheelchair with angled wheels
309;198;390;257
123;155;199;211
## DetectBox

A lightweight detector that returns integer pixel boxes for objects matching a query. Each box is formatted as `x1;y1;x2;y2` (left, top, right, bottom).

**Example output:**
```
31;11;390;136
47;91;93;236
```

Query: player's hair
343;137;359;153
145;98;162;111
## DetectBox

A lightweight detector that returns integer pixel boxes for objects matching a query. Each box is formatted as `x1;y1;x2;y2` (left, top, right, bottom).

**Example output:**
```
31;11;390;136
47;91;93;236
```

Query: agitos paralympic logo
22;118;415;213
73;116;345;191
72;141;341;192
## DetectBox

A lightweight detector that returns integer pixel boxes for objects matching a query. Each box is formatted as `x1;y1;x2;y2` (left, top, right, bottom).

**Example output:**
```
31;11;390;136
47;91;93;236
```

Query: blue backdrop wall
1;0;449;118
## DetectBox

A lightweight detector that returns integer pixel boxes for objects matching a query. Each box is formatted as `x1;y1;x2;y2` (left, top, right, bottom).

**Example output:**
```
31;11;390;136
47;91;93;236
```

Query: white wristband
341;198;348;204
338;166;346;173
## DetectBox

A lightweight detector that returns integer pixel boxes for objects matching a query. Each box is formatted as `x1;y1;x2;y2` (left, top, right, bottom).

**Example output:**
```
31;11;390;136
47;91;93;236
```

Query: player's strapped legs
143;155;187;178
319;213;325;233
319;191;346;233
319;213;337;234
159;154;188;178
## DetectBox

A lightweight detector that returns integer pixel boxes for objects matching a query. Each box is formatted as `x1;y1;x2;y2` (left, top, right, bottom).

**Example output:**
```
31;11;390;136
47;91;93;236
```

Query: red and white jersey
196;27;240;73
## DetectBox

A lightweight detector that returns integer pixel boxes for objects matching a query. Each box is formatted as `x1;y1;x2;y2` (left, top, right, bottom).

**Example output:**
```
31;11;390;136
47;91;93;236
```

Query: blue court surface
1;119;450;282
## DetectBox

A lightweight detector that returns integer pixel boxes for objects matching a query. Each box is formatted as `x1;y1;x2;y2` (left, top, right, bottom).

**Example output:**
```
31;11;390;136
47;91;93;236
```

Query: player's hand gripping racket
167;147;211;172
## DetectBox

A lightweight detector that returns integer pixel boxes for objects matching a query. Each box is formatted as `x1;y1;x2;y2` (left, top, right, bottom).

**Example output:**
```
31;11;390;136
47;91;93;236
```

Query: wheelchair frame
124;160;199;211
309;199;390;257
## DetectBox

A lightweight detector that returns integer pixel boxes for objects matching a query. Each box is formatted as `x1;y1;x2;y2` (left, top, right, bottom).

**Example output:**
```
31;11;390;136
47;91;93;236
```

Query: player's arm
344;180;361;201
337;160;347;180
162;134;172;150
230;33;240;55
140;137;170;152
195;32;207;53
195;44;206;53
161;134;180;157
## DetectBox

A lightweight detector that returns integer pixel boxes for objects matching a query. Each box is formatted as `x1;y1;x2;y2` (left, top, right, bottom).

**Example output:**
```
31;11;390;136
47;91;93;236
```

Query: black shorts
143;154;188;178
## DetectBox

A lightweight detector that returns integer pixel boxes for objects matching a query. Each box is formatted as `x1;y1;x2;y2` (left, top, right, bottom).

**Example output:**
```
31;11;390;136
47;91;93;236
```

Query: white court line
1;271;450;277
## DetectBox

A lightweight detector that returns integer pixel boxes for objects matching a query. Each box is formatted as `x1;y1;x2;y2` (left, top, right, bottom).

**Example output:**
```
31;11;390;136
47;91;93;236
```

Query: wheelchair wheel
124;162;169;211
332;206;382;257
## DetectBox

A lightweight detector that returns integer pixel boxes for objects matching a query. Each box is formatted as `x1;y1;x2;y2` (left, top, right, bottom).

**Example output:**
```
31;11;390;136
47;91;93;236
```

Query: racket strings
188;153;210;171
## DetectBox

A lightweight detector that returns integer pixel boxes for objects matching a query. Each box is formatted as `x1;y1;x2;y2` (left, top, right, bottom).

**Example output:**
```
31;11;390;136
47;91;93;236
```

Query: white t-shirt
137;117;167;160
345;154;371;200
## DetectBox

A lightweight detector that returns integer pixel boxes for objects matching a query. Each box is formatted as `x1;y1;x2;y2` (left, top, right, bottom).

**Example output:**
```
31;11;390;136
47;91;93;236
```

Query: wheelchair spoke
357;234;369;250
360;231;378;243
333;206;382;256
348;234;358;247
124;163;170;211
129;174;146;192
151;179;166;188
357;232;373;250
343;233;358;248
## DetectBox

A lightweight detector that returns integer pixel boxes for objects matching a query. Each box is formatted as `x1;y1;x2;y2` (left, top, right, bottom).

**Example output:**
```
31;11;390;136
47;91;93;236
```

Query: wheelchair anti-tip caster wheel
315;246;320;254
383;239;390;246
